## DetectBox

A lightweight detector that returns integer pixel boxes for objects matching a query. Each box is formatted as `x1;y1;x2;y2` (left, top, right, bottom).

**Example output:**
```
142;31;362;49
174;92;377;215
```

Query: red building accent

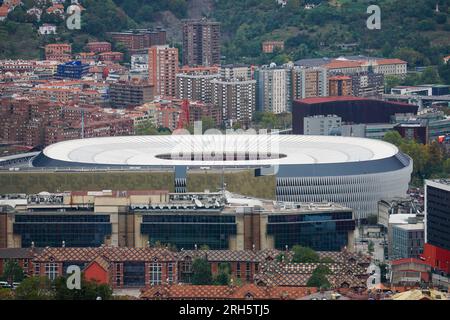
84;258;110;285
422;243;450;274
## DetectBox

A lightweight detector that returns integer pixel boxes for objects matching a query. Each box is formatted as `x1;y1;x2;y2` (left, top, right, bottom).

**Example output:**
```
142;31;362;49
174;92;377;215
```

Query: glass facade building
141;214;237;250
392;223;425;259
267;211;355;251
426;183;450;252
13;214;112;248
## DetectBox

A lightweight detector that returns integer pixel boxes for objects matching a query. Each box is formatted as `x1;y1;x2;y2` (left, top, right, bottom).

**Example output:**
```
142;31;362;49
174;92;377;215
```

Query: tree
306;265;331;289
2;260;24;284
191;258;212;285
383;131;448;186
0;288;14;300
420;67;441;84
213;263;231;286
8;6;27;23
15;276;54;300
292;245;320;263
54;276;112;300
438;61;450;84
135;120;160;135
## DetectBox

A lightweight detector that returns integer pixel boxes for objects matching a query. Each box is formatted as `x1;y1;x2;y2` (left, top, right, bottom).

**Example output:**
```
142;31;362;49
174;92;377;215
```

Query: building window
34;263;40;276
45;263;58;280
115;263;122;287
150;262;162;285
245;262;251;282
167;263;174;284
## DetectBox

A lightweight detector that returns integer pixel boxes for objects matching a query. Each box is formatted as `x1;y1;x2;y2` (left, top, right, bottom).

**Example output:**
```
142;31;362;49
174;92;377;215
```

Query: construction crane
177;99;190;129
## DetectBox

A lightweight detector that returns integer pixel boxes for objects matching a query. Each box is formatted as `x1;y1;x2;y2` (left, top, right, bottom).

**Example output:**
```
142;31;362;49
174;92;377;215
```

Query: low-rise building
262;41;284;54
2;191;355;252
392;223;425;259
86;41;112;53
303;115;341;136
390;258;431;286
56;61;90;79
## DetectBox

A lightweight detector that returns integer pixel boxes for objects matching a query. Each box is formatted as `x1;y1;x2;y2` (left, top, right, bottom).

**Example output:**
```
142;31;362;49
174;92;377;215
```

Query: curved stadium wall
25;134;414;219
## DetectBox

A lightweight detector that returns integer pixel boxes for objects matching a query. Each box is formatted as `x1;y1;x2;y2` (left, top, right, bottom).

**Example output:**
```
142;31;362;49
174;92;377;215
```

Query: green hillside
0;0;449;71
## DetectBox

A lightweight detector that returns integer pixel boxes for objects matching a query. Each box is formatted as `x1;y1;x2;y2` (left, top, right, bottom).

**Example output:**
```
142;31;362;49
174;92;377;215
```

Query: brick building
20;247;369;291
148;46;179;98
109;28;166;53
0;248;42;277
0;97;135;147
328;75;352;97
45;43;72;62
262;41;284;54
110;80;155;108
86;41;112;53
98;52;124;62
182;18;221;67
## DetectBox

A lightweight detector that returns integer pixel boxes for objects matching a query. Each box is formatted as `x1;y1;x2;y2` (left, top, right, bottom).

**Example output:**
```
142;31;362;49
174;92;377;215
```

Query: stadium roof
40;135;399;167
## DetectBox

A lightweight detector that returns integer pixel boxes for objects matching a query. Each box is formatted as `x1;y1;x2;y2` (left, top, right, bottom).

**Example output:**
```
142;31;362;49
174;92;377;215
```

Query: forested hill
0;0;449;70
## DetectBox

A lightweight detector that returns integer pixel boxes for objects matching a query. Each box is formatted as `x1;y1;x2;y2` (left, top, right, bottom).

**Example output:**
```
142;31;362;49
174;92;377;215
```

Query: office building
387;214;420;259
392;222;425;259
182;18;221;67
378;198;420;230
292;97;419;134
423;179;450;274
2;191;355;252
56;61;90;79
303;115;341;136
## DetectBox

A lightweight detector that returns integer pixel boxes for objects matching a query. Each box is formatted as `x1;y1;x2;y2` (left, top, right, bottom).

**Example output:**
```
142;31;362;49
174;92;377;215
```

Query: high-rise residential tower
182;18;221;67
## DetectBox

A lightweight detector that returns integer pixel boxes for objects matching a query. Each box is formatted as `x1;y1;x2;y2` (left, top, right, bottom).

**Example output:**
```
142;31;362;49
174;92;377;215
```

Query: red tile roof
391;258;431;266
376;59;407;65
140;284;317;300
298;96;369;104
325;60;364;69
34;247;177;262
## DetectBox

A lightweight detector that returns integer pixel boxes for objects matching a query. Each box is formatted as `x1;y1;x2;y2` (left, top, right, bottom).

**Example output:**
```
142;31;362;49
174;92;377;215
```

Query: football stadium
16;134;413;219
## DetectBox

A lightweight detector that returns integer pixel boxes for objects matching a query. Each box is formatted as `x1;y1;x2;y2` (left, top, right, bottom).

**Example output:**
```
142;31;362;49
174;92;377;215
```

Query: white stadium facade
18;134;412;219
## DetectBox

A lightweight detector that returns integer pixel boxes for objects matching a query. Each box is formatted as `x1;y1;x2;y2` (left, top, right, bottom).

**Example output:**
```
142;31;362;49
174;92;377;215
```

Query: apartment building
182;18;221;67
148;45;179;98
